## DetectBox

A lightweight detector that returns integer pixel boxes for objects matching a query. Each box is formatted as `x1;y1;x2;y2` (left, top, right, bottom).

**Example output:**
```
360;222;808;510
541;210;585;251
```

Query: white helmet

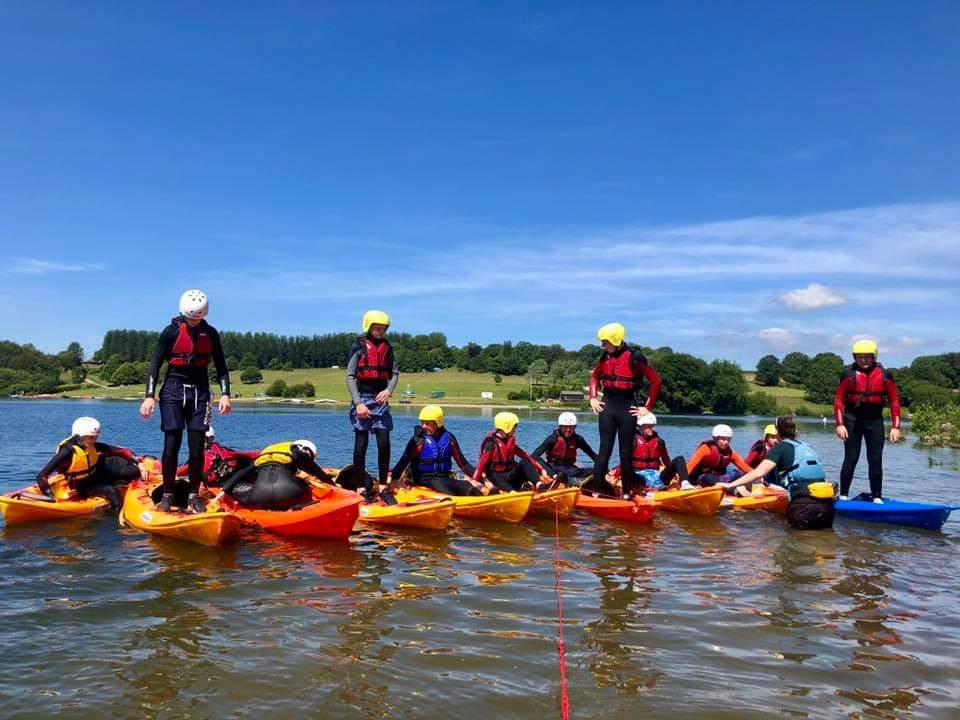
558;412;578;427
179;289;209;320
637;413;657;427
205;425;215;439
294;439;317;458
72;416;101;437
712;423;734;439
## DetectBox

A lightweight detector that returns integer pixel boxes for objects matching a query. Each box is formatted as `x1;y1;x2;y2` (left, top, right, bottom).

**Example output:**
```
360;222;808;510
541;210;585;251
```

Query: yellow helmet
808;481;837;500
494;411;519;434
763;424;778;437
597;322;626;346
418;404;444;427
362;309;390;334
852;339;878;358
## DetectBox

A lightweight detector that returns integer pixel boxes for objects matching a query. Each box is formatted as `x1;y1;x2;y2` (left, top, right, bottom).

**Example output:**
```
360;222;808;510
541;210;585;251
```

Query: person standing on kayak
589;323;661;500
609;413;689;492
834;340;901;503
532;412;597;486
347;310;399;503
139;289;232;514
720;416;835;529
474;412;553;493
219;440;329;510
176;426;259;488
686;424;753;488
35;416;142;510
390;405;480;496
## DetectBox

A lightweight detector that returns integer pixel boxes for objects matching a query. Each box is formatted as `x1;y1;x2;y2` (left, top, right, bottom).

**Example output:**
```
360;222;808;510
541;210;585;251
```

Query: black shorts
786;496;835;530
159;379;211;433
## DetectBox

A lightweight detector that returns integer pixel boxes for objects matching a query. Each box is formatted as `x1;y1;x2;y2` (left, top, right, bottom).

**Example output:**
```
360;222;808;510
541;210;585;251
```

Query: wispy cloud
778;283;848;312
10;258;104;274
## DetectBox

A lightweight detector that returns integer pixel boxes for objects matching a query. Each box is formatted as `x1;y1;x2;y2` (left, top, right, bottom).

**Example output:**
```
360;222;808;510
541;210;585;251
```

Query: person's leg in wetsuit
422;473;481;496
580;474;618;497
659;456;689;487
245;464;311;510
839;411;865;498
862;417;885;498
594;395;637;498
486;472;515;493
373;428;390;486
75;456;141;511
504;458;541;491
221;463;258;505
352;431;378;499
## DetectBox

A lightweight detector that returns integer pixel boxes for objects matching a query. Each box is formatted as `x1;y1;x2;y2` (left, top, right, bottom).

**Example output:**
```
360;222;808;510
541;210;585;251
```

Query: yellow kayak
527;486;580;520
1;483;109;525
396;487;534;523
120;480;241;547
650;486;724;516
359;496;456;530
722;486;789;514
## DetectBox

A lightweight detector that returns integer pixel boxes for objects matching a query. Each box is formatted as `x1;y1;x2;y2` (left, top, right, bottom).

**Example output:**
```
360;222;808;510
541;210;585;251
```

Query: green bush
747;392;780;415
265;380;287;396
241;368;263;384
910;404;960;446
267;358;283;371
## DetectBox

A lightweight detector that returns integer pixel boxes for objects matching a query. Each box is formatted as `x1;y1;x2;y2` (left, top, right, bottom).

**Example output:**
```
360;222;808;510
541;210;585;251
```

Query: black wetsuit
532;430;598;484
391;427;478;496
36;440;140;510
146;318;230;499
221;446;330;510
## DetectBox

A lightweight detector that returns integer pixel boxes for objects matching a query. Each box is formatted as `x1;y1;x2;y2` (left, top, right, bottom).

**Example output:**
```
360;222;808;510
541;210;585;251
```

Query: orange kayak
120;480;241;547
359;495;456;530
396;487;533;523
222;482;361;539
527;486;580;520
1;484;109;525
723;486;789;514
575;494;657;524
650;487;724;516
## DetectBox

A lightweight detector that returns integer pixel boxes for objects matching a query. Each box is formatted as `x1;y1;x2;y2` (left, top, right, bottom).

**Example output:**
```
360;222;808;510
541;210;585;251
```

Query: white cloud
10;258;104;274
756;328;802;351
778;283;848;312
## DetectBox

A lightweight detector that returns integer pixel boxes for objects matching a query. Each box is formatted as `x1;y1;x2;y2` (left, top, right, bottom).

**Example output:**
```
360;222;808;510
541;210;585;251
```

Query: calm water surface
2;400;959;719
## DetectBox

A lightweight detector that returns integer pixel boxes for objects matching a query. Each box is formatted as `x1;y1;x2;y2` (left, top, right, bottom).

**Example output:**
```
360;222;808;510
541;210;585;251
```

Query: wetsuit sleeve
732;451;753;474
473;440;495;481
345;347;363;406
577;435;599;462
686;446;710;476
96;442;134;462
35;446;73;494
589;362;602;399
515;446;544;474
633;351;661;409
834;375;850;426
297;456;331;482
386;347;399;394
449;435;476;477
885;376;902;429
146;324;177;398
390;437;420;479
207;327;231;396
532;433;557;472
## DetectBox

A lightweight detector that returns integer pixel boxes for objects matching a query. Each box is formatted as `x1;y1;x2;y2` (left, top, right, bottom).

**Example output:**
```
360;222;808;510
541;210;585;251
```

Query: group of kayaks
2;465;956;547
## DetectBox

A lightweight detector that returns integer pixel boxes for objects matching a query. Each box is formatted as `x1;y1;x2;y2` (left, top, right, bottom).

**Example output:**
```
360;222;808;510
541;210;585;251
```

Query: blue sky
2;1;958;368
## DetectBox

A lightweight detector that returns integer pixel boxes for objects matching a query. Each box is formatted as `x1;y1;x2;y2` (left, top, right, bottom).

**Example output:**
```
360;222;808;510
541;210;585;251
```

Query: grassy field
743;373;832;416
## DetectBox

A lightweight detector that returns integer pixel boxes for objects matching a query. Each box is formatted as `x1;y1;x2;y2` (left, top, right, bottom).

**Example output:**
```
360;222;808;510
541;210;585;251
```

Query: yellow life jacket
255;442;296;468
57;436;99;481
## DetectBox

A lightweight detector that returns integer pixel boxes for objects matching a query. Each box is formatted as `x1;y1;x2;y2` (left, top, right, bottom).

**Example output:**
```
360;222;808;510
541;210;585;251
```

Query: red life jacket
594;346;639;391
632;432;665;471
842;364;891;406
483;432;516;473
548;433;578;465
748;439;767;461
693;439;732;476
169;318;213;367
355;338;393;383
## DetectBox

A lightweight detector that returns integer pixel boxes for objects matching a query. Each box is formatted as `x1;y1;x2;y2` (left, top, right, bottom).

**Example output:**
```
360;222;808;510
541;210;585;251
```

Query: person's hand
140;397;155;420
137;462;149;481
836;426;849;441
375;390;391;404
219;395;232;416
889;427;901;443
717;482;731;490
590;398;604;414
630;405;650;418
356;404;372;419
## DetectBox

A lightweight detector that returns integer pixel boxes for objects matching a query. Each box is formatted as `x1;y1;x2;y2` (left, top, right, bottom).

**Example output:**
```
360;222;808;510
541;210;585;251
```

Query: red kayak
576;494;657;524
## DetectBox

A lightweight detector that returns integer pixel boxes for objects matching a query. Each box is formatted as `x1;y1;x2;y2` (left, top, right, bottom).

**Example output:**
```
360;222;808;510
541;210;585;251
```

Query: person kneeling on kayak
220;440;330;510
609;413;689;492
35;417;142;510
176;426;260;488
389;405;481;496
719;415;835;530
473;412;554;493
686;424;752;489
532;412;597;487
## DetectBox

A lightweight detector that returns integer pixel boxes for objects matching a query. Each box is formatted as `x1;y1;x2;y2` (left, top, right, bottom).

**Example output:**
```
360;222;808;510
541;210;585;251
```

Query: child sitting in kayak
686;424;753;490
745;423;780;486
389;405;481;496
532;412;597;486
176;426;259;488
473;412;554;493
219;440;330;510
35;416;142;510
609;413;690;492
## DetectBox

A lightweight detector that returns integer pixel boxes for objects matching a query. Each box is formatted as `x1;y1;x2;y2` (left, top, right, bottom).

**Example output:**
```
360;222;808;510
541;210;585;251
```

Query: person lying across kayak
35;416;142;510
219;440;329;510
686;424;752;488
719;415;835;530
834;339;901;503
609;413;689;492
473;412;554;493
176;426;260;488
532;412;597;486
389;405;481;496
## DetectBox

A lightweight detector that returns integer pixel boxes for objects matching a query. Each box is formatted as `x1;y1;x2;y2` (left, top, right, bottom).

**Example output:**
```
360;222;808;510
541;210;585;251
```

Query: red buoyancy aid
694;439;732;474
169;319;213;367
355;338;393;383
548;433;578;465
595;346;639;391
842;364;891;406
483;432;517;473
632;433;665;471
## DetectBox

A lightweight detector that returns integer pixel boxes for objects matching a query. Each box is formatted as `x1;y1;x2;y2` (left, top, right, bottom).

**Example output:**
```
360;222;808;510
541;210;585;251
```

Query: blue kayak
835;497;960;531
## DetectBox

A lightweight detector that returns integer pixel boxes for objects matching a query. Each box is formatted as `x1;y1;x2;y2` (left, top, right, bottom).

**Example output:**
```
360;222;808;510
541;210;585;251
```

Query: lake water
2;400;959;719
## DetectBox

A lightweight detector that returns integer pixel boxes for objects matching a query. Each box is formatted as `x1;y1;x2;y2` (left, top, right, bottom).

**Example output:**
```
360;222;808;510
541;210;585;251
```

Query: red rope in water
554;504;570;720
